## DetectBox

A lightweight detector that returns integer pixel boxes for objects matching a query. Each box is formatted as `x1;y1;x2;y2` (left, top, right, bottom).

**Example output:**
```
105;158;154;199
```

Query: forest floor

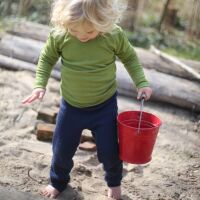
0;68;199;200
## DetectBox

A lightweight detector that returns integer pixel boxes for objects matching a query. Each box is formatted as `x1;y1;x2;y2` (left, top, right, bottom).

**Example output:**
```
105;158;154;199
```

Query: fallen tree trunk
180;59;200;73
11;20;199;74
117;61;200;112
8;21;200;70
0;54;60;78
0;34;60;68
7;21;50;42
151;45;200;81
0;34;44;64
136;48;200;82
1;54;200;112
1;31;199;81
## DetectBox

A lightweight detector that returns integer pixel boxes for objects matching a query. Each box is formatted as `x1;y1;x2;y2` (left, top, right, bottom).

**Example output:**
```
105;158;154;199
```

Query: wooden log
151;45;200;81
116;61;200;112
0;34;44;64
36;124;95;143
1;54;199;112
136;48;200;82
6;21;200;70
37;107;58;124
36;123;55;141
7;21;49;41
0;34;60;69
0;54;60;78
180;59;200;73
1;32;199;81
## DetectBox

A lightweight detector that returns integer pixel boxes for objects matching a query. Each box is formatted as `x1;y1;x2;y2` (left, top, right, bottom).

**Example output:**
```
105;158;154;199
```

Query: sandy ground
0;68;199;200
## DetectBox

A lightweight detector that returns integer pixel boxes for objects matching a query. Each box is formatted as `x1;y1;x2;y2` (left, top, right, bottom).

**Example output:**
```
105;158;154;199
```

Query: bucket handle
136;94;146;174
137;94;146;134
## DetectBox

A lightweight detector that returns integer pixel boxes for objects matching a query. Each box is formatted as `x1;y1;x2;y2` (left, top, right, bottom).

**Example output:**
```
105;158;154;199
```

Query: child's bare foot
41;185;60;199
107;186;121;199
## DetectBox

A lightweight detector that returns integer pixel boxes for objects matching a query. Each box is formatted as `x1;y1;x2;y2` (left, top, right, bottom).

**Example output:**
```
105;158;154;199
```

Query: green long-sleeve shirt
35;25;149;108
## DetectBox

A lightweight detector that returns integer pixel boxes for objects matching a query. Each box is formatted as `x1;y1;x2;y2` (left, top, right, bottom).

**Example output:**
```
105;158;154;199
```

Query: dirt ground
0;68;199;200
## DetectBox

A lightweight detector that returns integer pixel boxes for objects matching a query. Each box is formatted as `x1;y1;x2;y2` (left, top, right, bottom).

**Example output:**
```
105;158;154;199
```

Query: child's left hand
137;87;152;100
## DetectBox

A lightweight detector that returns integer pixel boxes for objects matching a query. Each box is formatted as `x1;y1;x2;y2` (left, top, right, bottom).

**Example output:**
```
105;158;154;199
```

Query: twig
27;168;44;184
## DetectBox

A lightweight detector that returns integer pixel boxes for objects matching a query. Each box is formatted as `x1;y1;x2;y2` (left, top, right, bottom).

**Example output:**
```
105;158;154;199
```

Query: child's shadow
57;185;83;200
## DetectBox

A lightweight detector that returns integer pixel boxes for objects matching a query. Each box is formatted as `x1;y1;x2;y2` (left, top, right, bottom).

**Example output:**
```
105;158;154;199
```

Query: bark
187;0;200;39
2;0;12;16
158;0;172;32
120;0;139;31
18;0;33;16
134;0;145;29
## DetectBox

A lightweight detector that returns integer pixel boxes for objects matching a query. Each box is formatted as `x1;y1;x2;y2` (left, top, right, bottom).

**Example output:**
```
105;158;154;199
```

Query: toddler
22;0;152;199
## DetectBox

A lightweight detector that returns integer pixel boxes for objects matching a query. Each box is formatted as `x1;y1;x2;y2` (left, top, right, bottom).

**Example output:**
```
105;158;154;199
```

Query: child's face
68;22;100;42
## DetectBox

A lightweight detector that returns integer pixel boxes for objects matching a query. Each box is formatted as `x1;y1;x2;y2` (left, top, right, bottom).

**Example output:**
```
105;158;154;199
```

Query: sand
0;68;199;200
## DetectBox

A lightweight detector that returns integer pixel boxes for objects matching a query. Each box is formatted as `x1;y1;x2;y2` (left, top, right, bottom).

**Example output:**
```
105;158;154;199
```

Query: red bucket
117;111;162;164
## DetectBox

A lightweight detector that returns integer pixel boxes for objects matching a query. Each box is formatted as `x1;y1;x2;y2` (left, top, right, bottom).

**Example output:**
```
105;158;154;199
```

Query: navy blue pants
50;93;123;192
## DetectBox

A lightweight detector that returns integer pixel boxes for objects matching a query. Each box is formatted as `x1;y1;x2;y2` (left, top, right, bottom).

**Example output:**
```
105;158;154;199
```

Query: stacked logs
0;21;200;112
36;107;96;151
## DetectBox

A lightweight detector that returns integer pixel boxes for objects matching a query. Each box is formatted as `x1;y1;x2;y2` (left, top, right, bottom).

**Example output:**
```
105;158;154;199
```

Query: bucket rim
117;110;162;130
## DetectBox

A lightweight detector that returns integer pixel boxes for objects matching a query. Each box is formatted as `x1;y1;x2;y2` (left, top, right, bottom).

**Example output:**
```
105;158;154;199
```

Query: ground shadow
57;185;83;200
121;195;134;200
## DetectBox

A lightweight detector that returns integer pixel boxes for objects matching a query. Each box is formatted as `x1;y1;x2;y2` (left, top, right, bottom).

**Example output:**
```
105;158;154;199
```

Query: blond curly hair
50;0;127;34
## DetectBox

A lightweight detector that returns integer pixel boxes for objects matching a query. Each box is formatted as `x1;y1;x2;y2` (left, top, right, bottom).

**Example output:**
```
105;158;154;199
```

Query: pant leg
90;94;123;187
50;98;85;192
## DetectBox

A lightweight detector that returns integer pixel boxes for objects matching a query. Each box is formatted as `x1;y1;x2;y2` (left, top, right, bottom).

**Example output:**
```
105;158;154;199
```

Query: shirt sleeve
114;27;149;88
34;30;61;89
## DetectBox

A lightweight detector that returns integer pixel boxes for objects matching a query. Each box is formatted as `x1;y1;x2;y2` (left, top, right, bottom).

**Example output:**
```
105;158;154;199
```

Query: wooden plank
36;123;55;141
37;108;58;124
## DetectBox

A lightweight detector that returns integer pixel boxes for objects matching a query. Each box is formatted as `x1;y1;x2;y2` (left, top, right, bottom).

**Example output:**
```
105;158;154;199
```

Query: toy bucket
117;110;162;164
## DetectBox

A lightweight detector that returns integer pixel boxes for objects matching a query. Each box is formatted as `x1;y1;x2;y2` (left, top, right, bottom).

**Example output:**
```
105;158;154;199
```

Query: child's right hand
21;88;46;104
